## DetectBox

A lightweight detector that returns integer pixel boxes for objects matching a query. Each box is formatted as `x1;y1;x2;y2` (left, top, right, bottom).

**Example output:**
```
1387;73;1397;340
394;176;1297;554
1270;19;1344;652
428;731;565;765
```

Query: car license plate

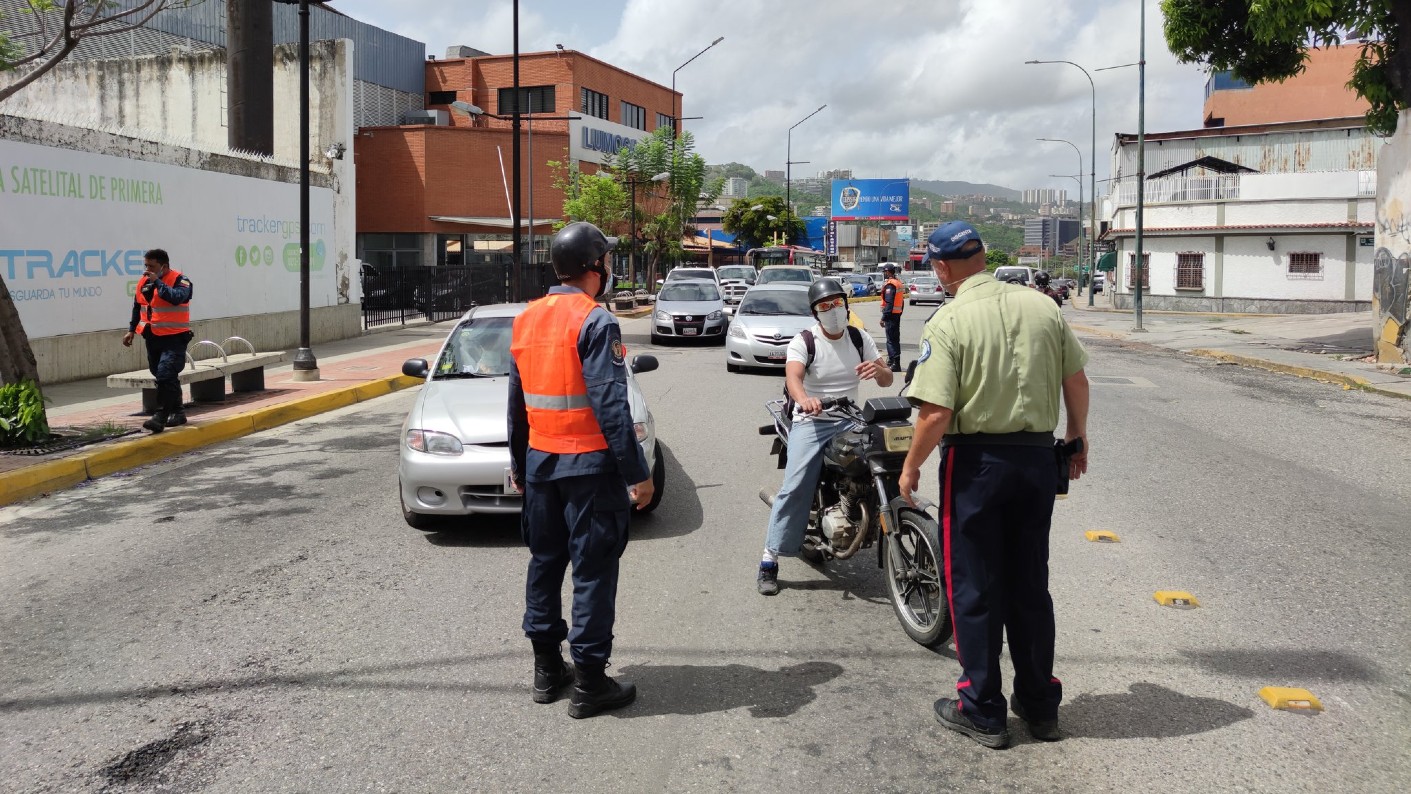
683;327;698;336
503;467;520;494
767;351;786;360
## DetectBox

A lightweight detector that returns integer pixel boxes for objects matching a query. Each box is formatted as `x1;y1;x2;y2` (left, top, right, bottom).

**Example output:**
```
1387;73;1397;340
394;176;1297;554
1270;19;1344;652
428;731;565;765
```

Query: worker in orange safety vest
122;248;193;433
879;263;905;370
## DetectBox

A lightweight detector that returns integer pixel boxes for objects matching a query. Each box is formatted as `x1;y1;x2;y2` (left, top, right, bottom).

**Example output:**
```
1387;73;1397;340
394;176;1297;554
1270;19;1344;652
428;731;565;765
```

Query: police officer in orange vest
122;248;193;433
508;221;653;718
879;263;905;370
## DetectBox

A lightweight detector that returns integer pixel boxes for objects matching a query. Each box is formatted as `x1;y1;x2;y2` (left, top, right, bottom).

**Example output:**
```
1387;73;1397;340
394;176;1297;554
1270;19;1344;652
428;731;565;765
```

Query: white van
993;266;1037;287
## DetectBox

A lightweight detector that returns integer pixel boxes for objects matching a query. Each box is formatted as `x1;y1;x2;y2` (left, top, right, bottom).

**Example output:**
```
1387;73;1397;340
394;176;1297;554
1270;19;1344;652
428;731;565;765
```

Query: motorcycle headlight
729;323;746;339
405;429;464;455
633;422;648;442
707;310;722;321
655;310;670;322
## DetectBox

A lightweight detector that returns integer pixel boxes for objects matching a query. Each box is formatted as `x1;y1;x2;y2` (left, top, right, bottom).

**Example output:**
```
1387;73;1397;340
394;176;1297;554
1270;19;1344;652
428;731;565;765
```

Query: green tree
612;127;720;285
1162;0;1410;134
720;196;806;250
985;249;1014;271
548;159;628;233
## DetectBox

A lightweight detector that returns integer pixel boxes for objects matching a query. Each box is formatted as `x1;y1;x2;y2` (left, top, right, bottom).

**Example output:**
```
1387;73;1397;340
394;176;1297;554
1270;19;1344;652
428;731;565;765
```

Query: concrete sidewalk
1063;301;1411;400
1;320;452;507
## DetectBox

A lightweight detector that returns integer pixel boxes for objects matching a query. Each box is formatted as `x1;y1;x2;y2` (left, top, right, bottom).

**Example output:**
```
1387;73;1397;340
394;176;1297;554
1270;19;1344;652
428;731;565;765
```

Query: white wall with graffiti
1;137;336;339
1374;110;1411;364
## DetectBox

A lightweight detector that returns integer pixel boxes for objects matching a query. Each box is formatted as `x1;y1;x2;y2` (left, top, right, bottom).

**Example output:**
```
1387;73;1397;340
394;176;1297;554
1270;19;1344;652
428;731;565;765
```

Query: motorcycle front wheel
884;509;952;648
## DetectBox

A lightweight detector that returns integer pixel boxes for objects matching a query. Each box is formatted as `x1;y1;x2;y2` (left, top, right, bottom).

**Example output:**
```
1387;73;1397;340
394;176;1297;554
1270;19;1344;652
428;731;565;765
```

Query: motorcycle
757;391;952;648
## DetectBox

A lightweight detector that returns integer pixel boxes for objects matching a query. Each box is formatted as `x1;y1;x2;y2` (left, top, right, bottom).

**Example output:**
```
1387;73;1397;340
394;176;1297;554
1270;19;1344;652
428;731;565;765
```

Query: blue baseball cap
926;221;985;260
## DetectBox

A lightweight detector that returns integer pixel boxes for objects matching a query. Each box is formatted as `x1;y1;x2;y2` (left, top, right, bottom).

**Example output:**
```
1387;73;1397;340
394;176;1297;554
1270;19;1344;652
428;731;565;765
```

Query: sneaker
142;412;167;433
933;697;1010;749
1011;700;1061;741
756;562;779;596
163;411;187;428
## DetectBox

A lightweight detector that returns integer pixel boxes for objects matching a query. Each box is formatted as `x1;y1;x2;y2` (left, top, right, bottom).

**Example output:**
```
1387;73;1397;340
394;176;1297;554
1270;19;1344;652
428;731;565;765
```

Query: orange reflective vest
134;269;190;336
884;277;905;314
510;291;610;454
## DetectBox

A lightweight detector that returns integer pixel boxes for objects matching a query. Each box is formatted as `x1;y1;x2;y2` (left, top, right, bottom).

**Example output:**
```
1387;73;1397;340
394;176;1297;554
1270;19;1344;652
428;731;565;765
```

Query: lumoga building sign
0;138;335;339
569;117;644;166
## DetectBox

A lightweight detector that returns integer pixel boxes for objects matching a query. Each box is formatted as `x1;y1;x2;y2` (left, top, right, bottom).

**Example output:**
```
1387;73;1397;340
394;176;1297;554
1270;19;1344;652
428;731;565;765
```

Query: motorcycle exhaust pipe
758;489;775;507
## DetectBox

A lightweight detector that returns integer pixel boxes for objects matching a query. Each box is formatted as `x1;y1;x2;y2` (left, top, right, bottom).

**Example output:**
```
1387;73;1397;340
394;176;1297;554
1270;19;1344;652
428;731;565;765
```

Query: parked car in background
842;274;877;297
397;304;665;527
1092;274;1105;293
725;284;815;372
664;266;721;286
652;279;728;345
717;264;757;305
907;276;946;306
756;266;815;286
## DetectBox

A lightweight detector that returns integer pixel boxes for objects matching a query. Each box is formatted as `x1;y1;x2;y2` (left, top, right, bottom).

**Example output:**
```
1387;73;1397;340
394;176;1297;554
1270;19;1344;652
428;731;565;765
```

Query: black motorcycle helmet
881;263;896;275
1034;270;1052;288
807;278;849;317
550;222;618;281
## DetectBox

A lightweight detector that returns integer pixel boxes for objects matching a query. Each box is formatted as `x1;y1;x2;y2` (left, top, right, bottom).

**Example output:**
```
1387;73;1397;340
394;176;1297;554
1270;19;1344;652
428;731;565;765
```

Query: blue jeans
764;417;854;556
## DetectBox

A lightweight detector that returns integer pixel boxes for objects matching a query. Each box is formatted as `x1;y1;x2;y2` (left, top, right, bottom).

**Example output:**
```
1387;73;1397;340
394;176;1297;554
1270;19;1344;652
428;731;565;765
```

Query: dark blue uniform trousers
940;444;1062;731
521;472;631;666
881;314;902;368
144;331;191;413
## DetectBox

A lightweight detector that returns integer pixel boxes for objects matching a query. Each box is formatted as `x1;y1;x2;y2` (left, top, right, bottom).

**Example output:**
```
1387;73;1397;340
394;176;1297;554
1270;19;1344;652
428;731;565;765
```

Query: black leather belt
942;431;1054;448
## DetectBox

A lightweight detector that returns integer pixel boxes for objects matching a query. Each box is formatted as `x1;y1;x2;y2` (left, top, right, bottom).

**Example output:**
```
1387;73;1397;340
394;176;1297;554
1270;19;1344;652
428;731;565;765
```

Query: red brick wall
1204;46;1370;126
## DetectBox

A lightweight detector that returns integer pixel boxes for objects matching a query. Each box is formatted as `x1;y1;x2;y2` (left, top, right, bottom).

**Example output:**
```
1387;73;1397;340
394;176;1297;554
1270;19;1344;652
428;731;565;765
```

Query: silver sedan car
398;303;663;528
724;284;816;372
651;279;728;344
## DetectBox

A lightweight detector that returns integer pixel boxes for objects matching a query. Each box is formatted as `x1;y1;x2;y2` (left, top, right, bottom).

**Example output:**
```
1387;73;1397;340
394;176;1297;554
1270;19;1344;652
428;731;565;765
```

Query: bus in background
903;249;931;282
746;245;828;274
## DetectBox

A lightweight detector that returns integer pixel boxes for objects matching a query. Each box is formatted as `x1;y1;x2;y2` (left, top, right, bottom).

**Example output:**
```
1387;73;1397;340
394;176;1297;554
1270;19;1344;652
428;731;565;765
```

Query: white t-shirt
786;324;882;422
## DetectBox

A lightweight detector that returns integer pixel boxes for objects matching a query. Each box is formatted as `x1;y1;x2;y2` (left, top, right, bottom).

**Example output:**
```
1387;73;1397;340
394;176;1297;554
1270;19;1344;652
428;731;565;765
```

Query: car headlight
707;310;722;321
405;429;464;455
633;422;648;442
729;323;746;339
655;310;670;322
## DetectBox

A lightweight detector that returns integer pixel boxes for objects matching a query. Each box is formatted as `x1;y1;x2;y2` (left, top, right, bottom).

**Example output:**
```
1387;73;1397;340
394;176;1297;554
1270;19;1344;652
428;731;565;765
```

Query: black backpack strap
846;326;866;363
801;329;816;370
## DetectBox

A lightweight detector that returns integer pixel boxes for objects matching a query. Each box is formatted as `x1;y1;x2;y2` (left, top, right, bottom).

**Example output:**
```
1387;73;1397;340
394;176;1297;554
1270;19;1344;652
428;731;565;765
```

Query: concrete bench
107;337;288;413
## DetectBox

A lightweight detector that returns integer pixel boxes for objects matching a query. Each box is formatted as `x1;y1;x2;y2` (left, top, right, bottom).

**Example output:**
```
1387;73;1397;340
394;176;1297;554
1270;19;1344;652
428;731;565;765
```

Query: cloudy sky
332;0;1212;194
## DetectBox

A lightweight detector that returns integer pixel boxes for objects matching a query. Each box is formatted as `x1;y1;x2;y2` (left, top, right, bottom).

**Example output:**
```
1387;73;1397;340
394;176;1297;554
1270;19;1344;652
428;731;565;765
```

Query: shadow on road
629;442;704;540
777;557;890;606
1178;648;1381;683
611;660;843;718
1061;682;1254;739
423;514;522;548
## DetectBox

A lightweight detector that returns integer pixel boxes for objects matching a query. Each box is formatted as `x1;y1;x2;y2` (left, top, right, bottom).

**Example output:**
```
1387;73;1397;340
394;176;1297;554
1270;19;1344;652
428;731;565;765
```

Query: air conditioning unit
401;109;449;126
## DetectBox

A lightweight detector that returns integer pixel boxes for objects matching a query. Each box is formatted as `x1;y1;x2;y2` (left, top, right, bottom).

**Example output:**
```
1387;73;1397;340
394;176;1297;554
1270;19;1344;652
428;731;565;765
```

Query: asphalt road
3;302;1409;793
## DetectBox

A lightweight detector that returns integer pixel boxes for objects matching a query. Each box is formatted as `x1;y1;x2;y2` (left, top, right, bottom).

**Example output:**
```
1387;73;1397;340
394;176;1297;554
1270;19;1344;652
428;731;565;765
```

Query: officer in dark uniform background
900;221;1090;749
879;263;905;370
508;221;654;719
121;248;193;433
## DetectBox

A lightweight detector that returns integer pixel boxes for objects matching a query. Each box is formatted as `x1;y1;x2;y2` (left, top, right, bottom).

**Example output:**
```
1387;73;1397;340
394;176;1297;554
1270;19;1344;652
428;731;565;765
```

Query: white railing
1112;175;1242;207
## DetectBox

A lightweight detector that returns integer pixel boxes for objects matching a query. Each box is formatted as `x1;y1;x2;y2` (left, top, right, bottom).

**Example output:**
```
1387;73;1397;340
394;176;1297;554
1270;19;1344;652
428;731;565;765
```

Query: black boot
142;411;168;433
568;663;636;719
531;641;573;704
163;410;187;427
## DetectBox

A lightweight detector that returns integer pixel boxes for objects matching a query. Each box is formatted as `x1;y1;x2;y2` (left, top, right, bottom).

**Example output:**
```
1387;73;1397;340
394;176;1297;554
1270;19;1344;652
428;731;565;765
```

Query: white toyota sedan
397;303;664;528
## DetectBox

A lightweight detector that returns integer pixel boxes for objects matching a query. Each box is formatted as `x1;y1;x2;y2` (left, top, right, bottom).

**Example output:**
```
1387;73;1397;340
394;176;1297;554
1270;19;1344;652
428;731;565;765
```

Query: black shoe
142;412;167;433
933;697;1010;749
568;665;636;719
757;562;779;596
532;650;574;704
163;411;187;428
1012;700;1061;741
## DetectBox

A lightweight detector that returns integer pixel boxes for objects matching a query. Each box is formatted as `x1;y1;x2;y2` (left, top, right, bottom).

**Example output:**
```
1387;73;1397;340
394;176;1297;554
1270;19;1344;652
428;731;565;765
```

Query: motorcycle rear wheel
884;510;952;648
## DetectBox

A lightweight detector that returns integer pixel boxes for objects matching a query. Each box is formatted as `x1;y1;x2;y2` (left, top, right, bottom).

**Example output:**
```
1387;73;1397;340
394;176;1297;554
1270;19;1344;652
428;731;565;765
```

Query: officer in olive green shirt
899;221;1090;750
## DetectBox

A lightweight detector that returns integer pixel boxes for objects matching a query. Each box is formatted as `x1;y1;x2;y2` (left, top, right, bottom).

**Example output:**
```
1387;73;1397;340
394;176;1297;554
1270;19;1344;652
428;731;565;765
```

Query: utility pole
1134;0;1147;331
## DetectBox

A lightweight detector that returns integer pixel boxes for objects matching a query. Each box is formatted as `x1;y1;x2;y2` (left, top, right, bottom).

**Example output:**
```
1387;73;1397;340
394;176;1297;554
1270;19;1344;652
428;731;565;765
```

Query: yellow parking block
1259;687;1323;711
1085;530;1120;543
1153;590;1199;608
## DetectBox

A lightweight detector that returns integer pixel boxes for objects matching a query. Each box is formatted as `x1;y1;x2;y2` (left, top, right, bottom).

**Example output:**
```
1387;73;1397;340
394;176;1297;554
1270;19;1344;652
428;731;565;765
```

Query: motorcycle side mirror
904;360;919;385
402;358;430;379
630;354;659;374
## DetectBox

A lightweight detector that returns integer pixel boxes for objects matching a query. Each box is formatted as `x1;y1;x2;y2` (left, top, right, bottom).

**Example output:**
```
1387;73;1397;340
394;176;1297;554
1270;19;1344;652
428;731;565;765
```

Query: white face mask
818;305;848;335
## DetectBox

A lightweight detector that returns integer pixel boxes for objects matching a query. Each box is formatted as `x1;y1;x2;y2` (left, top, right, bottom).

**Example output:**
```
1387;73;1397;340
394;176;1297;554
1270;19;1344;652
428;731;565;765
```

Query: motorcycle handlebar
818;396;853;410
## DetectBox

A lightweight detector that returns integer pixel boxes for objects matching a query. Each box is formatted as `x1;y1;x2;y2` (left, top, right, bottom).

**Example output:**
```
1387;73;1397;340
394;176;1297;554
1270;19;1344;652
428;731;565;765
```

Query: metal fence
360;262;554;328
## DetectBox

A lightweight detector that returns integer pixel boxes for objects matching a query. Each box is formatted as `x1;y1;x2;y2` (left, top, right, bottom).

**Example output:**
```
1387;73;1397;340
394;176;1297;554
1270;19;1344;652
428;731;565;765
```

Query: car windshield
658;283;720;302
738;290;811;316
668;269;713;281
433;316;514;378
758;268;812;284
718;267;754;281
844;275;868;284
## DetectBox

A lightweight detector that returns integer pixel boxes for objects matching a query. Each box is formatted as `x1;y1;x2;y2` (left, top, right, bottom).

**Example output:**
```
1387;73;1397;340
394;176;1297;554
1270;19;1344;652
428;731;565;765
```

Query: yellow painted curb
0;457;89;507
1186;349;1411;402
250;388;359;431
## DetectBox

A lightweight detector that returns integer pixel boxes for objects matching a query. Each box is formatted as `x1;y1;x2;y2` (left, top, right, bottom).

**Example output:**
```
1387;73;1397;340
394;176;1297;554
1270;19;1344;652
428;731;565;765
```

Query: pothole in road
101;721;211;791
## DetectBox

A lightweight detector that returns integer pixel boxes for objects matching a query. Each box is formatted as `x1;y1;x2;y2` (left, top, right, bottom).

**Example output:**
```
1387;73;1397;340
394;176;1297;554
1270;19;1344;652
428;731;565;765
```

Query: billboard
831;178;910;221
569;117;645;166
0;138;336;339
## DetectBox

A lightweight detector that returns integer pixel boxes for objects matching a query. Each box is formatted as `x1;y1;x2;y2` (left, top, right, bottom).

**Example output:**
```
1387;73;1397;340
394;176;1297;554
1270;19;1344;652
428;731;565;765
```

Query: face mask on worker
592;263;615;298
817;304;848;336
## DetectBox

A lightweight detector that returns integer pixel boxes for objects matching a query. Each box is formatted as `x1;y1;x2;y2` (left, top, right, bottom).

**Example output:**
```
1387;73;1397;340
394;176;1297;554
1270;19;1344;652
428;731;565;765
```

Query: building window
1288;252;1323;279
580;87;609;120
497;85;556;114
427;90;457;105
656;112;675;132
1127;253;1150;289
1175;252;1204;290
621;101;646;130
359;233;423;269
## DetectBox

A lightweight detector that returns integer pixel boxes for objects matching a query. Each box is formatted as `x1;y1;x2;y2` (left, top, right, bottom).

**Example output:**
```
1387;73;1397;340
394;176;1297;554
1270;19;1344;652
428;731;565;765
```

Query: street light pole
510;0;522;301
786;104;827;220
1134;0;1147;331
1025;58;1097;306
670;36;723;267
1048;173;1084;280
1038;138;1083;283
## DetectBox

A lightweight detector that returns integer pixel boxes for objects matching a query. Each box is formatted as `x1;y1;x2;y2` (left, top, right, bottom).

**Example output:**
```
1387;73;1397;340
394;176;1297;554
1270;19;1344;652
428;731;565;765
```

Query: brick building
1203;45;1370;128
355;48;679;270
